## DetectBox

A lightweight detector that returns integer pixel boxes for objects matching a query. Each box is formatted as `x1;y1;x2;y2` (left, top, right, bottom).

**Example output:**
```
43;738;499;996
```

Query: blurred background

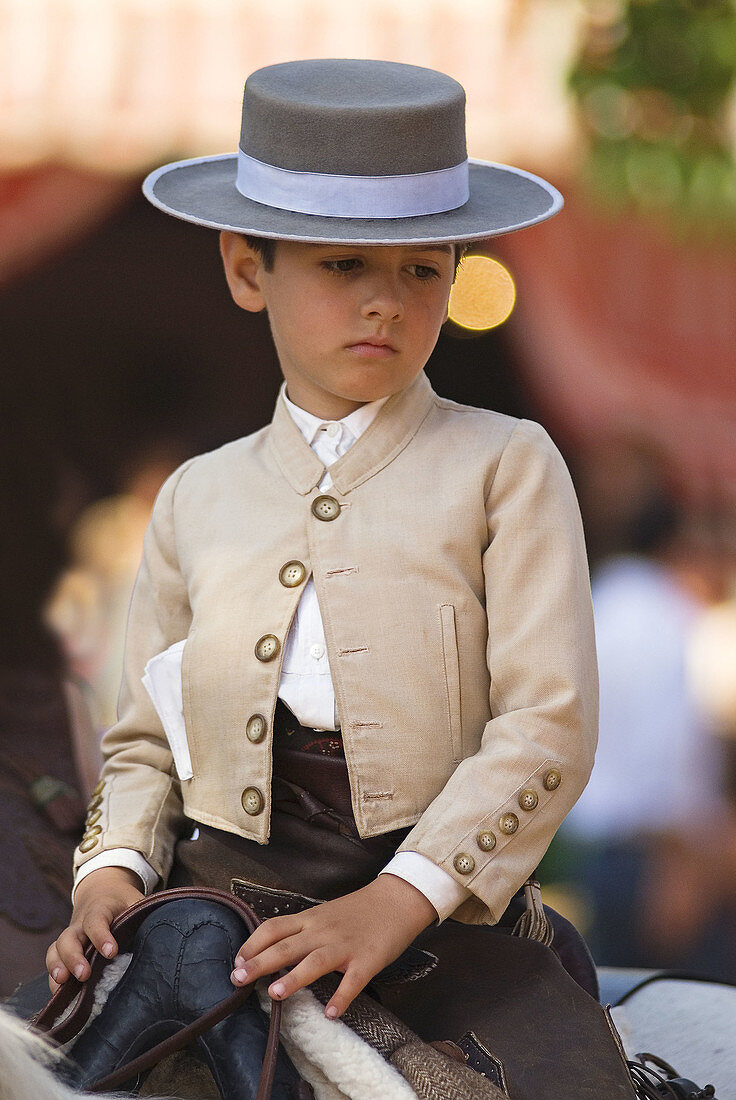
2;0;736;994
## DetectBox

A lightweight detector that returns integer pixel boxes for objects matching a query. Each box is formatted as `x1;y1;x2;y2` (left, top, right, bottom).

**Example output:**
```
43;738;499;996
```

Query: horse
601;969;736;1099
4;951;734;1099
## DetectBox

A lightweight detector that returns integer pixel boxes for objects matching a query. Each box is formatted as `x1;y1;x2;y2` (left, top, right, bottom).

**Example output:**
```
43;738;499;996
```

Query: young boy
47;59;597;1030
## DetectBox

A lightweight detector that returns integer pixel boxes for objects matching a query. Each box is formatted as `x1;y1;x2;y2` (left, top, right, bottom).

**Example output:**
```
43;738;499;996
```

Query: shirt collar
281;383;389;447
267;371;435;496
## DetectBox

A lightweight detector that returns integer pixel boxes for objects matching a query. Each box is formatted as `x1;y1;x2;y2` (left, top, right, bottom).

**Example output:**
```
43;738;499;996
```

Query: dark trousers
168;725;598;1002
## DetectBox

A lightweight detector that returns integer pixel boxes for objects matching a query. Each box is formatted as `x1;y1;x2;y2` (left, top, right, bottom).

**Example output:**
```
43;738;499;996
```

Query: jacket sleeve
73;458;197;885
397;419;598;924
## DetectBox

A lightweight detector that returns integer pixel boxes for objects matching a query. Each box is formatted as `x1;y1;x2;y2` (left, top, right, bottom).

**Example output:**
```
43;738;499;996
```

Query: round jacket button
86;808;102;826
544;769;562;791
499;812;519;835
246;714;267;744
518;789;539;812
87;794;103;812
241;787;264;816
311;495;341;521
84;824;102;837
79;836;99;853
255;634;281;662
476;830;496;852
279;560;306;588
93;779;105;796
453;853;476;875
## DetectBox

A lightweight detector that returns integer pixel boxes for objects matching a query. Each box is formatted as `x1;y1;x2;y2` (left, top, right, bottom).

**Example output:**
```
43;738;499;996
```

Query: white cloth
76;385;470;920
140;640;191;778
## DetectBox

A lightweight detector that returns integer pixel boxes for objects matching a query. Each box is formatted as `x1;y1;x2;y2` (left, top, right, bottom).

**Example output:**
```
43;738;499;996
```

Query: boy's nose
360;278;404;323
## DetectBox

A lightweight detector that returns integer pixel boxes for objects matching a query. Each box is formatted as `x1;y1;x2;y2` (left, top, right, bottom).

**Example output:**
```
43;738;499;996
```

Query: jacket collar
267;371;436;496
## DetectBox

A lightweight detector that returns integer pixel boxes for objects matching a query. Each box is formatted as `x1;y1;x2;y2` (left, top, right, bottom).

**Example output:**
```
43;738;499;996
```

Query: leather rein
33;887;282;1100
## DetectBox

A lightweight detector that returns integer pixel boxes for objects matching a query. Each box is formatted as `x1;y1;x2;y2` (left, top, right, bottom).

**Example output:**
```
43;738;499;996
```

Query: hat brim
143;155;562;244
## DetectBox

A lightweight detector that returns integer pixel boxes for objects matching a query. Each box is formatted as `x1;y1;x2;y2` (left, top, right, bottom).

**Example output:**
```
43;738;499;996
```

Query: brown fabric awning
499;196;736;514
0;0;582;172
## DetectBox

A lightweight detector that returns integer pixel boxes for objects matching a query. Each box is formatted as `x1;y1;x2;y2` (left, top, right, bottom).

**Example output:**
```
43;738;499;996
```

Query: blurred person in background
562;464;734;977
44;441;185;734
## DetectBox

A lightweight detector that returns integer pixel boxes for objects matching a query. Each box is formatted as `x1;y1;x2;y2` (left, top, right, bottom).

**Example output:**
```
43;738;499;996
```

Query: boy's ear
219;231;267;313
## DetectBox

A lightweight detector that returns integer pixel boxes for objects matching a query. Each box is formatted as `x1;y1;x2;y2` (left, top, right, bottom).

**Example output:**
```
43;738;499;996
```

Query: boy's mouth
346;337;397;357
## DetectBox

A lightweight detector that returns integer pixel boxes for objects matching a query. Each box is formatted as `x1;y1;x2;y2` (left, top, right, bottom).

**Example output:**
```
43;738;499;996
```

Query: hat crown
240;59;467;177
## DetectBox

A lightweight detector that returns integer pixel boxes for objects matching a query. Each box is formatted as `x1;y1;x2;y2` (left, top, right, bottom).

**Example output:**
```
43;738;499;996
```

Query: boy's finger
323;966;373;1019
236;915;302;964
266;947;340;1002
231;933;307;985
55;926;92;981
82;912;118;959
45;943;70;988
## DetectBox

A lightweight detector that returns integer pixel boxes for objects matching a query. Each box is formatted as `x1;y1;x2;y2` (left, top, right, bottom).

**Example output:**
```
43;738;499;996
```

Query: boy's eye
323;258;362;274
408;264;440;280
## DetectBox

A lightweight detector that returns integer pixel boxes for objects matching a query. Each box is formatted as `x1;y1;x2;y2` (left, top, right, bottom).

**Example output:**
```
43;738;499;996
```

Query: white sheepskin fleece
58;953;132;1054
257;985;418;1100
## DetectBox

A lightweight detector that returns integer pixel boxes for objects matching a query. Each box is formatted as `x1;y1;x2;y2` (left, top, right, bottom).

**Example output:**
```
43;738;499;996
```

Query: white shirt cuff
379;851;471;922
73;848;159;901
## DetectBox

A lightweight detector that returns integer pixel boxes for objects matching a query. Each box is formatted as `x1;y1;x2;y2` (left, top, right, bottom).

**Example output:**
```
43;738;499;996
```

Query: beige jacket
75;372;598;924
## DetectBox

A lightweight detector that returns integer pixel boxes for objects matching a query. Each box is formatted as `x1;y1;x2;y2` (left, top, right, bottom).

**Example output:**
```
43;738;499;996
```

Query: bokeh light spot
448;255;516;332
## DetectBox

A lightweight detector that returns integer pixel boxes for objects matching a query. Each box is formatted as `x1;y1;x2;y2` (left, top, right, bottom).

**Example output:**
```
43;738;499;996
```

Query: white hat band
236;149;470;219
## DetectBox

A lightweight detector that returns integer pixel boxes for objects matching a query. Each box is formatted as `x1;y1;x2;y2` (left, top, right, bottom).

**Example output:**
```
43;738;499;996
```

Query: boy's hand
46;867;143;993
230;874;437;1018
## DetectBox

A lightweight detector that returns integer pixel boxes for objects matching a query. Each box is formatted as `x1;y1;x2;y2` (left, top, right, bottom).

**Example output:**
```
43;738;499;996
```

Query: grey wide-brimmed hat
143;59;563;244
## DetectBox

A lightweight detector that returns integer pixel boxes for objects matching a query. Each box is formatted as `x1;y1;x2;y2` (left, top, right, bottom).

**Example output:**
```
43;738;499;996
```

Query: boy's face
220;234;456;420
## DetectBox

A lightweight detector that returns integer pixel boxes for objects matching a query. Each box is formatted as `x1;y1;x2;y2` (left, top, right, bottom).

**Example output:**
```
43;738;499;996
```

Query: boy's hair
244;235;278;271
243;235;470;278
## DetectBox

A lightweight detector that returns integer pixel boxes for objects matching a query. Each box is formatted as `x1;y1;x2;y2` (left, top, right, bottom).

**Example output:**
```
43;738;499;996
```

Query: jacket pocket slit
440;604;463;762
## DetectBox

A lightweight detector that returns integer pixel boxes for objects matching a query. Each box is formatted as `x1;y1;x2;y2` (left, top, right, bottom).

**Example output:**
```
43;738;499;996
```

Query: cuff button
79;836;99;853
543;769;562;791
518;789;539;811
499;812;519;835
453;853;475;875
476;830;496;852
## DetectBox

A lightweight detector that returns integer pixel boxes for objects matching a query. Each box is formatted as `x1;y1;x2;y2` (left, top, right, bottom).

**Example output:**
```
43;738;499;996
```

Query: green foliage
569;0;736;235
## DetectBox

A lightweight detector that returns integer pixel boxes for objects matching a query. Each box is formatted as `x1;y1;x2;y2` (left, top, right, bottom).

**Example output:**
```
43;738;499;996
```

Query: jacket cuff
72;848;159;902
379;851;471;922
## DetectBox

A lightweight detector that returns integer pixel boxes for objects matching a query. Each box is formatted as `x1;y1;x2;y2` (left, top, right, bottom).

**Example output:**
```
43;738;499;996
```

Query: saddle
32;883;639;1099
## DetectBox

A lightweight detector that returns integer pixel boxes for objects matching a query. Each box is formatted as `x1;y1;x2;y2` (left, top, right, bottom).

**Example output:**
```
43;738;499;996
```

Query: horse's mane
0;1006;164;1100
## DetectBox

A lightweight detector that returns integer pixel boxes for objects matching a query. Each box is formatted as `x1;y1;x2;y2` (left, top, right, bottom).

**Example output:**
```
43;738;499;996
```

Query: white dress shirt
76;385;470;920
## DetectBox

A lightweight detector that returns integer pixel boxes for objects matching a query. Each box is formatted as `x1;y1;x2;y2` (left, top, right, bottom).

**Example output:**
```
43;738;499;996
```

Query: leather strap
34;886;283;1100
